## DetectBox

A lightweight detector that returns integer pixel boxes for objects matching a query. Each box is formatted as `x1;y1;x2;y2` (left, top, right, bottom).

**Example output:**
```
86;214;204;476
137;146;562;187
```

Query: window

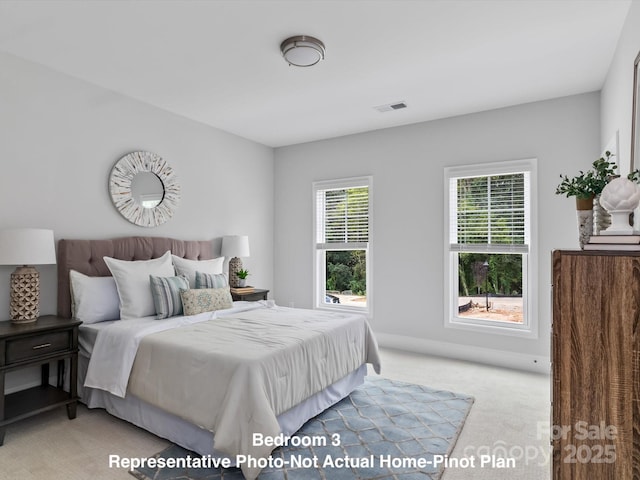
444;159;537;337
313;176;372;314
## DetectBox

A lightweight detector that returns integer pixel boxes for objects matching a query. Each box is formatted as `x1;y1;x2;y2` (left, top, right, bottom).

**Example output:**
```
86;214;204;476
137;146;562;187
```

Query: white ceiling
0;0;632;147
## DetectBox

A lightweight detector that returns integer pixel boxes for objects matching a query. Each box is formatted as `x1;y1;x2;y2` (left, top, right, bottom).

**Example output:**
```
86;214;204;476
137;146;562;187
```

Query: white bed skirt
78;353;366;460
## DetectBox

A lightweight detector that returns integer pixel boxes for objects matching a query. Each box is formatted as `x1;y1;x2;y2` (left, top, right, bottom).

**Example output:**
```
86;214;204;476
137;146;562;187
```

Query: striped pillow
195;271;228;289
149;274;189;319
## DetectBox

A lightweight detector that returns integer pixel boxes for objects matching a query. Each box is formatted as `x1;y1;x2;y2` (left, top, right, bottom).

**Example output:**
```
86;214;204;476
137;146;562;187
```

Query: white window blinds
450;172;529;253
315;180;369;250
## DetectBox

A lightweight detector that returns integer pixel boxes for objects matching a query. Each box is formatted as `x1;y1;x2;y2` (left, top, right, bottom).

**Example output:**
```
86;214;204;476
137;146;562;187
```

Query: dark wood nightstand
0;315;81;445
230;288;269;302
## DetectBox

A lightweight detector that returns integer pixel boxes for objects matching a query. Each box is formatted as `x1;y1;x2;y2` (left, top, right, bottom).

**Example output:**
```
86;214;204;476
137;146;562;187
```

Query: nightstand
0;315;81;445
230;288;269;302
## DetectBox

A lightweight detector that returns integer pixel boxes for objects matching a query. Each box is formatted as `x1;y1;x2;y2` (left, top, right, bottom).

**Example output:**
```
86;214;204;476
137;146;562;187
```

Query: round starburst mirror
109;151;181;227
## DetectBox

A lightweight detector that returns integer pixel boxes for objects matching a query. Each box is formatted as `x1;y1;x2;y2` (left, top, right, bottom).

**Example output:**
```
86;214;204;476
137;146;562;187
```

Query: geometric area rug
130;377;474;480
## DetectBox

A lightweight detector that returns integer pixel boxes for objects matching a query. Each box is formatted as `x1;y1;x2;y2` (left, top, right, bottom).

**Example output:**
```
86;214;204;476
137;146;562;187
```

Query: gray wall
601;0;640;172
274;92;600;371
4;6;634;378
0;52;274;390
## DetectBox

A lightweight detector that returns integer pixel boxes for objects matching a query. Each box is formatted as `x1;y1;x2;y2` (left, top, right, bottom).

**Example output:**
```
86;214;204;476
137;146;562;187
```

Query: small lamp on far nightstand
221;235;250;288
0;228;56;323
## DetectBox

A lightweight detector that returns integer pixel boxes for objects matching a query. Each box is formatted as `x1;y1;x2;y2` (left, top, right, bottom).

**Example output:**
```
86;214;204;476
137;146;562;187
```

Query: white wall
0;52;274;389
274;92;600;372
601;0;640;168
0;26;615;381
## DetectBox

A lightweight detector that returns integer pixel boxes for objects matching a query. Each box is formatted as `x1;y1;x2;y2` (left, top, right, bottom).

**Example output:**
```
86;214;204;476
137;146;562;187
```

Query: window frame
443;159;538;338
313;176;373;316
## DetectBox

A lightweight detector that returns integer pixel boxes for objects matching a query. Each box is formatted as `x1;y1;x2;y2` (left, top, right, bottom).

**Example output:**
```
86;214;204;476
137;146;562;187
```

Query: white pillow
104;251;174;319
69;270;120;324
172;255;224;288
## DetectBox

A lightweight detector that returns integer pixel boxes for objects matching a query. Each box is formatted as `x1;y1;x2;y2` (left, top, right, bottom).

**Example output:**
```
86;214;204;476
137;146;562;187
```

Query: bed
57;236;381;479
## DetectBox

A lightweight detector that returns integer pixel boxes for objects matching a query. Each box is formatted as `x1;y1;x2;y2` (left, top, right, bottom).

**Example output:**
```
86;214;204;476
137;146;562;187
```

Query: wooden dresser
552;250;640;479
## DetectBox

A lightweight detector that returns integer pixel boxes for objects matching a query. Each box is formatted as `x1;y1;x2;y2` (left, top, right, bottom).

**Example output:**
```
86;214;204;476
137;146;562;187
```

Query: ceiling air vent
374;101;408;113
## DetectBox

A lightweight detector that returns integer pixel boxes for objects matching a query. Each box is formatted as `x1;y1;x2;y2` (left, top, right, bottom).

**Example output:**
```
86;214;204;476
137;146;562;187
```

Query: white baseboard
376;332;550;375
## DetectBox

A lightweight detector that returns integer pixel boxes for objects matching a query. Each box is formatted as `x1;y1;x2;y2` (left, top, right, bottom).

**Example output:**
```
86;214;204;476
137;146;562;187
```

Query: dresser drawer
5;331;71;364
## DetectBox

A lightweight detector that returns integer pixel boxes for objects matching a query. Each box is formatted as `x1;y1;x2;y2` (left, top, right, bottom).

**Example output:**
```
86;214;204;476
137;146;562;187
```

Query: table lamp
221;235;250;288
0;228;56;323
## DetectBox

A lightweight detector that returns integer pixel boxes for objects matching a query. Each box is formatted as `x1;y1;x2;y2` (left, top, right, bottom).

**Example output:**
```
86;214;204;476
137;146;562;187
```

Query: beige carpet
380;349;551;480
0;348;550;480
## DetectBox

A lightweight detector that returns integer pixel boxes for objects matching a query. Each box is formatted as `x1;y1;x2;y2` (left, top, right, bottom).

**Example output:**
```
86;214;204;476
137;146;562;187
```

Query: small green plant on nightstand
236;269;250;287
236;269;250;280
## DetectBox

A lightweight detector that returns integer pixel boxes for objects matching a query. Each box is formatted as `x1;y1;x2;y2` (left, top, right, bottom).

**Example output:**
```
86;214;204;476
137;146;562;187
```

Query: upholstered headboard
57;236;214;318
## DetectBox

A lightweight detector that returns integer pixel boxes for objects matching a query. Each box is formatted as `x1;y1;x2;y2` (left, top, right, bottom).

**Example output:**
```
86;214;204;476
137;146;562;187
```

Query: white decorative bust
599;177;640;234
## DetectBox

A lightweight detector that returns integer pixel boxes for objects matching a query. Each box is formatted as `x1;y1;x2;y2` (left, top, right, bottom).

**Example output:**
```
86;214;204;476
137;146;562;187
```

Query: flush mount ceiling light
280;35;325;67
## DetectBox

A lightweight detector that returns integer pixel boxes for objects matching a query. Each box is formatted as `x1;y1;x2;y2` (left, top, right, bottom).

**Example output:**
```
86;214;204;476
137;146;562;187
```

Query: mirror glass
131;172;164;208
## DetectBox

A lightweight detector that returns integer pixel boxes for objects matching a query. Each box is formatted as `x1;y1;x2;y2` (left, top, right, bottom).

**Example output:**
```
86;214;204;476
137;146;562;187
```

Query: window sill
446;316;538;339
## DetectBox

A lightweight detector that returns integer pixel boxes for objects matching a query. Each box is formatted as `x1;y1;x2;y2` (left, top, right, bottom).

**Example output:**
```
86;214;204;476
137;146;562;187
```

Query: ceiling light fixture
280;35;325;67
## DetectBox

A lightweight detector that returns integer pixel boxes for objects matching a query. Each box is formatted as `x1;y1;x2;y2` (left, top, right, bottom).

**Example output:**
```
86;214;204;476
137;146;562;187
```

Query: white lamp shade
0;228;56;265
221;235;250;258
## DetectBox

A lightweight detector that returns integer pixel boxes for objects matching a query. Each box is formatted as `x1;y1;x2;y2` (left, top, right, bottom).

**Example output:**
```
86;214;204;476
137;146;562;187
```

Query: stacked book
230;286;255;294
584;234;640;250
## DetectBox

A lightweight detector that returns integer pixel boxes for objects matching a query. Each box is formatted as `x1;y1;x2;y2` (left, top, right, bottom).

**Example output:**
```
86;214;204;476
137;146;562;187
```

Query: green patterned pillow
180;287;233;315
195;271;229;289
149;274;189;319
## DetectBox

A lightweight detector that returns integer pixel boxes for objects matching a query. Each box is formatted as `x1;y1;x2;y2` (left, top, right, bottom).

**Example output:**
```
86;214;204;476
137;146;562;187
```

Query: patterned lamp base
10;266;40;323
228;257;243;288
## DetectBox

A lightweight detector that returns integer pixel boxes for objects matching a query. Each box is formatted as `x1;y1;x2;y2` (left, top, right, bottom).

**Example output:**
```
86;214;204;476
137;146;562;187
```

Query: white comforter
84;301;381;479
84;302;265;397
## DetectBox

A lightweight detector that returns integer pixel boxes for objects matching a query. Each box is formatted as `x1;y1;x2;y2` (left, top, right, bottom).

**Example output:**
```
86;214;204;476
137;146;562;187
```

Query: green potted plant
556;151;617;247
236;269;250;287
555;151;617;209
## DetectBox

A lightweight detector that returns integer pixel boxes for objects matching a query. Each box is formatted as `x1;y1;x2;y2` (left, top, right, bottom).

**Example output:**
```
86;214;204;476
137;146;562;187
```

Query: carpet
129;377;474;480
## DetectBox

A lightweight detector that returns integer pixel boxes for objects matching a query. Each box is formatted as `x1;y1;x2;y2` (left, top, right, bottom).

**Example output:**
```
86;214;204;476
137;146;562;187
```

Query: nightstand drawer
5;331;71;364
